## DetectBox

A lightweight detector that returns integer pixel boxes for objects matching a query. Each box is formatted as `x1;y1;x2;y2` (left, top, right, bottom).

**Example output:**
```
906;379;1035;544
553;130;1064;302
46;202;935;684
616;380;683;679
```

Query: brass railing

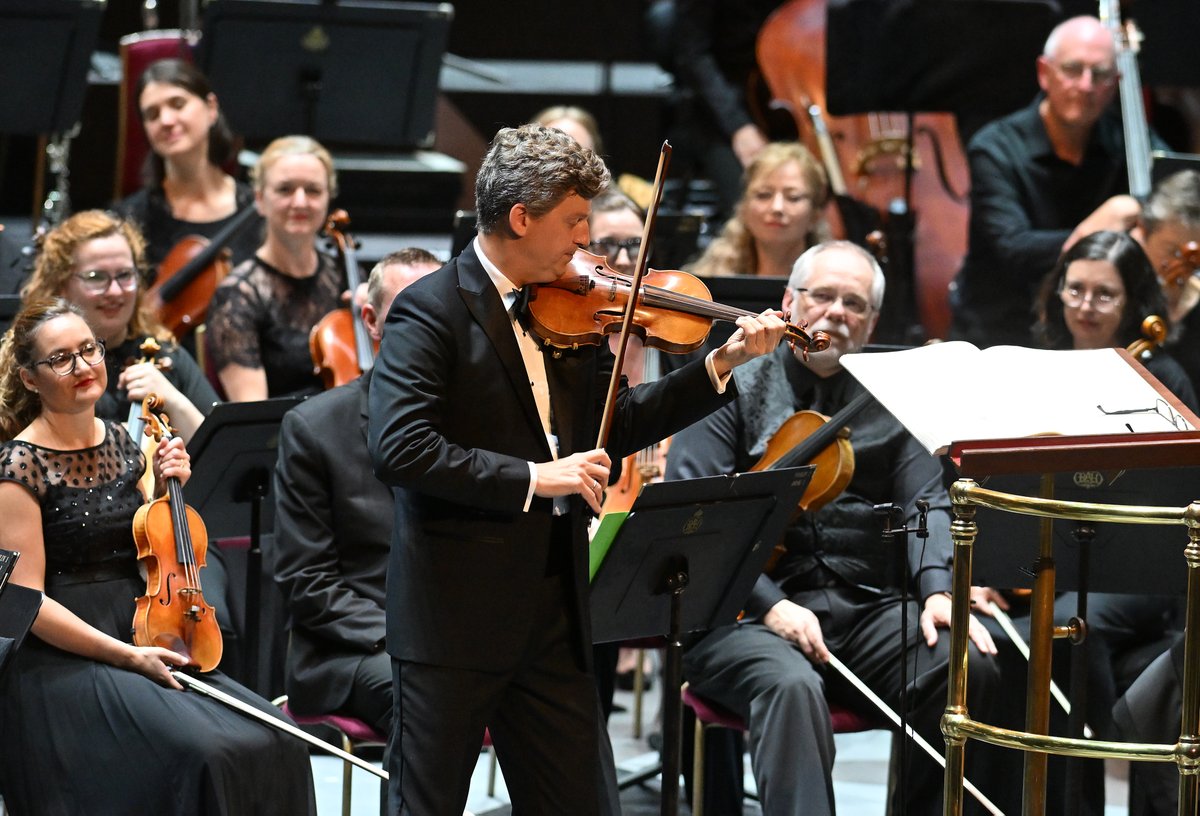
941;478;1200;815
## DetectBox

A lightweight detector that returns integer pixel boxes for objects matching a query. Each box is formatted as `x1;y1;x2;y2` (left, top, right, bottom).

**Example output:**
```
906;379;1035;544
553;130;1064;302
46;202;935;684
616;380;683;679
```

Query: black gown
0;421;315;815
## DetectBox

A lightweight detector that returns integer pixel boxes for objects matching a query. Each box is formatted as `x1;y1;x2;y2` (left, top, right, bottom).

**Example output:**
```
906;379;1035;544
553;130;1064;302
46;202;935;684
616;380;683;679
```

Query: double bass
754;0;970;341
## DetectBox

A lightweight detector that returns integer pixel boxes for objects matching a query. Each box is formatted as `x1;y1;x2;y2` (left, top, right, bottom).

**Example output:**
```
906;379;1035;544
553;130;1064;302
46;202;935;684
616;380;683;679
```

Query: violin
601;345;670;514
131;394;222;672
525;249;830;357
310;210;375;389
147;205;258;337
752;391;875;572
1126;314;1168;359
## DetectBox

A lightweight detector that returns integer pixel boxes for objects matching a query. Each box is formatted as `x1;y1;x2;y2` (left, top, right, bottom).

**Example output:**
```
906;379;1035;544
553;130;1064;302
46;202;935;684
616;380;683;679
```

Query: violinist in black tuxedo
272;248;440;734
368;124;789;816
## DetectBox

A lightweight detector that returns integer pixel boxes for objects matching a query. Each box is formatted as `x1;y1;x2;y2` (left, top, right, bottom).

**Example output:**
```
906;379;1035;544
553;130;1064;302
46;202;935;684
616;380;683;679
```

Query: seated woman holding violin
0;298;315;815
205;135;343;401
688;141;830;278
23;210;218;444
115;59;262;283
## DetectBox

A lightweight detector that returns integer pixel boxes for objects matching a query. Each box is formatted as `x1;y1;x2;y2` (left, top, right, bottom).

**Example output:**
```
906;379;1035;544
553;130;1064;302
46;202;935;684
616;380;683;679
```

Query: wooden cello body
755;0;970;340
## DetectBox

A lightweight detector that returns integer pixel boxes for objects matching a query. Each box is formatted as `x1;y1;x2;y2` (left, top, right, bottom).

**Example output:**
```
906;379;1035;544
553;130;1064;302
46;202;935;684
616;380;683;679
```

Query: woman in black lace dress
205;135;342;400
0;299;315;814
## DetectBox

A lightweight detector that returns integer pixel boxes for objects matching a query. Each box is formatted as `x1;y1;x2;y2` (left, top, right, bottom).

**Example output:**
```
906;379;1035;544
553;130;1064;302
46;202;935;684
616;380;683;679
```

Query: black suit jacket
368;242;735;672
273;374;393;714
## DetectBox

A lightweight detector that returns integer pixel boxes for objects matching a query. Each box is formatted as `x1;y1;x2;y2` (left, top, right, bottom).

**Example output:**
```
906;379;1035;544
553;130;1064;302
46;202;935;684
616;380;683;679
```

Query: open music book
841;341;1198;456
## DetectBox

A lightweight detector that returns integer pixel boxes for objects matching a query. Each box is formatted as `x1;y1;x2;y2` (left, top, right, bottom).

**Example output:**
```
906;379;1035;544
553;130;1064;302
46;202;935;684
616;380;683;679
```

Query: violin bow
595;141;672;450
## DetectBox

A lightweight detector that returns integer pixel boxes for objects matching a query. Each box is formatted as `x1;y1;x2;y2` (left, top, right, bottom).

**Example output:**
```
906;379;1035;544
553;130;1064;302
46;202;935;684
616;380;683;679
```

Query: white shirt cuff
522;461;538;512
705;350;732;394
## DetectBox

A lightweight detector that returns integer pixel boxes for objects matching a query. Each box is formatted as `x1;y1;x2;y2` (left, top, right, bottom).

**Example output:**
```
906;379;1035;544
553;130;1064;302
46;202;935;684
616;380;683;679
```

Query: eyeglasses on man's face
800;288;872;316
30;340;106;377
74;268;139;295
1059;282;1124;313
589;236;642;259
1049;60;1118;86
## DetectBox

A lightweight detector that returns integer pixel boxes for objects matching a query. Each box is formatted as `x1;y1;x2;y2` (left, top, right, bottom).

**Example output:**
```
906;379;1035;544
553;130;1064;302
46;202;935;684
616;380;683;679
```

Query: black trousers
682;587;1004;816
384;571;619;816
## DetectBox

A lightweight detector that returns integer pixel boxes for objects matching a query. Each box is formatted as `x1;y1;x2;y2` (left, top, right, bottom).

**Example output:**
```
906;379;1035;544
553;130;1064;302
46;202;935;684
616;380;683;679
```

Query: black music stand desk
0;584;41;678
185;396;301;693
590;466;814;816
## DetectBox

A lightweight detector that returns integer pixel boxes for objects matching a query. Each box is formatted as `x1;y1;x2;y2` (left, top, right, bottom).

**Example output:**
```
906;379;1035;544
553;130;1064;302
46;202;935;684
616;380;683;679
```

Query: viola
752;391;875;572
131;394;222;672
754;0;970;341
147;205;258;337
310;209;375;389
525;249;830;357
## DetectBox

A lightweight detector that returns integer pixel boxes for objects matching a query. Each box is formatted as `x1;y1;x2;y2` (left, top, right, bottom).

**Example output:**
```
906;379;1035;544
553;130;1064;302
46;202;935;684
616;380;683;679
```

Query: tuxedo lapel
456;245;551;455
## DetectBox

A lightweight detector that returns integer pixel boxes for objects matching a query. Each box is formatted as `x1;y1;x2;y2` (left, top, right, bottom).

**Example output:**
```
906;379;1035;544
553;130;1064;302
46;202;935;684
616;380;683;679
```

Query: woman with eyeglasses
1027;229;1195;790
0;298;316;814
689;142;829;278
23;210;218;444
114;59;261;279
205;135;342;401
1035;230;1197;385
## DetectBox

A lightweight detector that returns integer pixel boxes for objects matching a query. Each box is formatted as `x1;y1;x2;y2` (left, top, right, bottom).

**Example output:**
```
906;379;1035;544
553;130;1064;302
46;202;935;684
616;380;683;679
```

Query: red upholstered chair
114;30;198;201
277;699;498;816
682;684;890;816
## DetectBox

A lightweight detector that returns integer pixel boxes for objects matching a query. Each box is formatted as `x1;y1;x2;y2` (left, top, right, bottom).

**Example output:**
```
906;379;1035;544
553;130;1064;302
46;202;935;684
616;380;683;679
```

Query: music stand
185;396;302;691
0;0;102;135
198;0;452;150
591;466;814;816
0;584;41;678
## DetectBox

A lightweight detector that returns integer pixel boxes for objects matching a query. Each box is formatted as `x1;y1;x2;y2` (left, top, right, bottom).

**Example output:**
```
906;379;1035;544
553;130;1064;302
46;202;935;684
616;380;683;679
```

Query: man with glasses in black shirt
951;15;1157;348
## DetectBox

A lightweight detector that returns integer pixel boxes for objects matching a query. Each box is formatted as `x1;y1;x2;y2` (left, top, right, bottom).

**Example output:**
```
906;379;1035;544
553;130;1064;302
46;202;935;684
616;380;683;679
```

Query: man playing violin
272;248;439;738
368;123;789;816
1133;169;1200;392
666;241;1003;816
952;15;1159;348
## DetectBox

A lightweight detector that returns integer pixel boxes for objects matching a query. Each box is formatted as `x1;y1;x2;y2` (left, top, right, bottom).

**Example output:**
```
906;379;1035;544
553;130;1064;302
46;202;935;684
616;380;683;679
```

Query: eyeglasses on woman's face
30;340;106;377
1059;282;1123;313
73;268;138;296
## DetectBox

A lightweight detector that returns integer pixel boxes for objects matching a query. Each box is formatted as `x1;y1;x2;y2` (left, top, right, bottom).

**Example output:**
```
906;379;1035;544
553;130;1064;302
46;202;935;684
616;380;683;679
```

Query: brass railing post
943;479;977;815
1177;505;1200;811
1022;474;1056;815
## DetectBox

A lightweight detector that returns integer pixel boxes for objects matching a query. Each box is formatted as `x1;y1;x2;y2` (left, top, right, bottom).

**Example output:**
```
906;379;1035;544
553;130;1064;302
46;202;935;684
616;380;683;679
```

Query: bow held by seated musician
0;298;315;814
664;241;1007;816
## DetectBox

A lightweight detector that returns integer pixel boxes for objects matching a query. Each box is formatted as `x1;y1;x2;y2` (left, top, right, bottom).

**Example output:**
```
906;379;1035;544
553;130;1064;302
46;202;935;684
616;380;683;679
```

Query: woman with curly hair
689;141;829;279
24;209;218;442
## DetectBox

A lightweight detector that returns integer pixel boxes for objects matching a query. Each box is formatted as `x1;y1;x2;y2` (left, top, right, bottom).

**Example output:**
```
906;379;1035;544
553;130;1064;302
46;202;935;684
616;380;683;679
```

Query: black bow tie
509;287;529;319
